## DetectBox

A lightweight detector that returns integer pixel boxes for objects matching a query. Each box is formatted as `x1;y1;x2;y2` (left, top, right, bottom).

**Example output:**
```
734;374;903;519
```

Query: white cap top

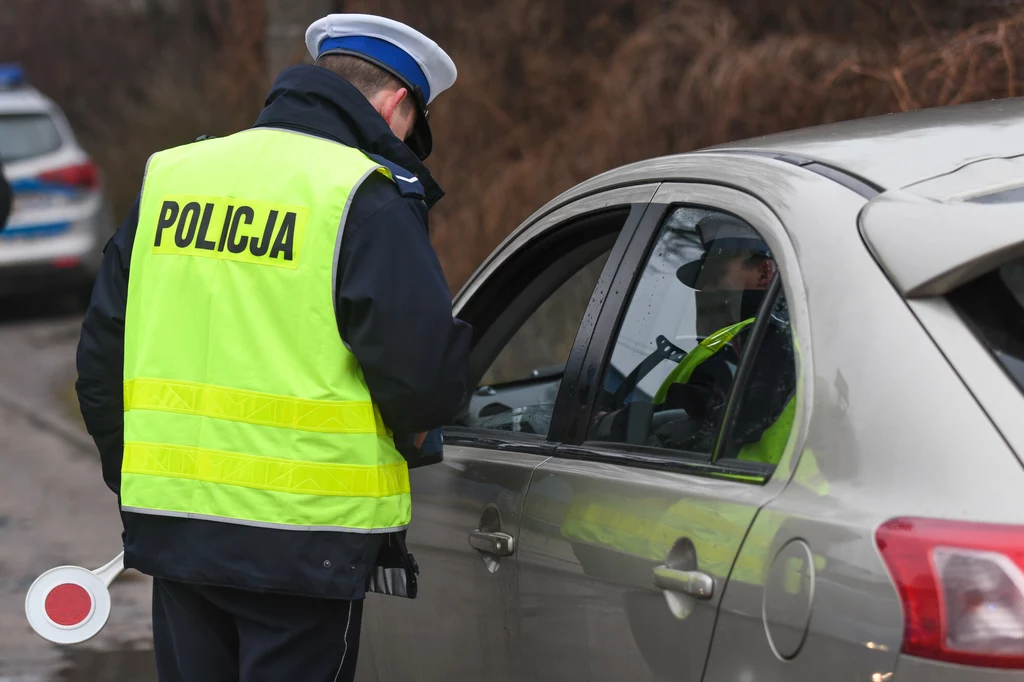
305;13;457;106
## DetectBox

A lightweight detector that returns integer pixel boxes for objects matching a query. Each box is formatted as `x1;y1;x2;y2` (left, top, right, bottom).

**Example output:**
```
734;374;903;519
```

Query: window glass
590;206;795;471
482;252;608;386
0;114;62;162
465;247;611;435
949;255;1024;392
717;292;797;464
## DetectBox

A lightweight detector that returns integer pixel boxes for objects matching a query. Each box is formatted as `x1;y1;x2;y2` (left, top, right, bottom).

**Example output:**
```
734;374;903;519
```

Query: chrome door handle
469;530;515;557
653;564;714;599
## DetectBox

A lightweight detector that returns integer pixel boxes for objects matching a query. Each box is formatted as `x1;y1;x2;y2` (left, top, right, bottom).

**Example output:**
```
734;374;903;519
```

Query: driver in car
594;215;795;462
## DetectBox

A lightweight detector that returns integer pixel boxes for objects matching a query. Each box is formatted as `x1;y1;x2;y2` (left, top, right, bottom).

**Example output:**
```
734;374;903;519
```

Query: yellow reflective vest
120;128;411;533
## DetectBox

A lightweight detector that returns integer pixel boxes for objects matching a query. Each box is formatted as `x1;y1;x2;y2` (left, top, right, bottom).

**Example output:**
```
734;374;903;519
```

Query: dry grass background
3;0;1024;289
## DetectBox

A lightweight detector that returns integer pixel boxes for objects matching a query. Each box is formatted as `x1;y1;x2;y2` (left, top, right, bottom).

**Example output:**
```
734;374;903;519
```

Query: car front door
515;184;810;681
356;185;659;681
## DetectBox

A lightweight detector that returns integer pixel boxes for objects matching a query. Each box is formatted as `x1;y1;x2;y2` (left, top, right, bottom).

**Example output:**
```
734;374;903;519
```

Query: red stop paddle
25;552;125;644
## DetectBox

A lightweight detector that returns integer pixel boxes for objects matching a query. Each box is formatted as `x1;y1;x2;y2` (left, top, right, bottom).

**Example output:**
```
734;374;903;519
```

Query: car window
716;291;797;465
465;247;612;436
588;205;796;475
0;113;62;163
949;255;1024;393
481;252;609;386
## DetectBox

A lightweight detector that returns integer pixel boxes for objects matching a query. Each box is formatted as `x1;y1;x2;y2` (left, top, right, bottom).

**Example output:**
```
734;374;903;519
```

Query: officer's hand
414;431;427;448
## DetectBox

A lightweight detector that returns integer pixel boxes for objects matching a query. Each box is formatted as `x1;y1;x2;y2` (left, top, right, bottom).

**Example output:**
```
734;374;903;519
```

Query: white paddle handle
93;552;125;587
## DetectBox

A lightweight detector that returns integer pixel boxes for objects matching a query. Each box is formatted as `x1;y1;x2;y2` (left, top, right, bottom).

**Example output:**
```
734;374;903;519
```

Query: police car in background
0;64;114;299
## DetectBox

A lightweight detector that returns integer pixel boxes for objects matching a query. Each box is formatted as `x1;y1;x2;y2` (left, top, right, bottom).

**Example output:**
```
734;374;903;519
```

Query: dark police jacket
74;65;473;600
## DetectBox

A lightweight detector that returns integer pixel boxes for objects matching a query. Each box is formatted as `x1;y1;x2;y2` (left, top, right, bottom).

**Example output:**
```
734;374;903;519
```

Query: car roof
0;85;55;115
705;96;1024;191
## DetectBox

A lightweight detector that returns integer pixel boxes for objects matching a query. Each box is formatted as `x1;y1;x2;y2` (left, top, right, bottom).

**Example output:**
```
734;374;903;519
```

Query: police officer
74;13;471;682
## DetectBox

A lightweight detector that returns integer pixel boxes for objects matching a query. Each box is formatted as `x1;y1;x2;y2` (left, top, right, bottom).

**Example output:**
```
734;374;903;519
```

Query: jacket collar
254;64;444;207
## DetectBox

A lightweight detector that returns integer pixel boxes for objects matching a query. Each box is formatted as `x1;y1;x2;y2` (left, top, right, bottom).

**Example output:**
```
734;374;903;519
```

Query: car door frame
358;183;665;682
510;181;816;681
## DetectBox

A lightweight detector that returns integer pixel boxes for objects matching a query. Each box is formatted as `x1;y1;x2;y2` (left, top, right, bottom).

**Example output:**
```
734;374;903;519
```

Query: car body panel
901;154;1024;201
518;458;766;681
357;445;548;682
860;193;1024;298
895;654;1024;681
705;97;1024;190
907;297;1024;469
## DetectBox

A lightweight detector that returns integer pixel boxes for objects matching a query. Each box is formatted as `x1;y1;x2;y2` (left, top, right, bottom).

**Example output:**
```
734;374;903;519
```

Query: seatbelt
611;334;687;405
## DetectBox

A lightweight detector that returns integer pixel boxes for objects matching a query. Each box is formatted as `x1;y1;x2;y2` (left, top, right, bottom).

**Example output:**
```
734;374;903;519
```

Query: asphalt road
0;295;157;682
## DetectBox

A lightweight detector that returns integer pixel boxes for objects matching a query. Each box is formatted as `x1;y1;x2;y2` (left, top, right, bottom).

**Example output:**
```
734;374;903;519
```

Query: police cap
306;13;457;161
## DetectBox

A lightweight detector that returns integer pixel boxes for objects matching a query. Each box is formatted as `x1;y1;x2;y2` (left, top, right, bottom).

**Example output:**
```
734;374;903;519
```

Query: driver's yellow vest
120;128;411;533
652;318;791;466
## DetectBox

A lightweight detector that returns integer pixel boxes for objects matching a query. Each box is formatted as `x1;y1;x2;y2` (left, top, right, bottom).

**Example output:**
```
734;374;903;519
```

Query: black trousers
152;577;364;682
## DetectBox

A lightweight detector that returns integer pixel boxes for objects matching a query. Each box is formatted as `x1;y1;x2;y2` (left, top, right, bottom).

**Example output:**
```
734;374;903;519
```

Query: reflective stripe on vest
121;128;410;533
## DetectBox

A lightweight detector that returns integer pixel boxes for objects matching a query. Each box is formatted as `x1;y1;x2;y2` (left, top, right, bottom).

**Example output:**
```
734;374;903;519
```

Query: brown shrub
3;0;1023;290
400;0;1024;288
0;0;267;222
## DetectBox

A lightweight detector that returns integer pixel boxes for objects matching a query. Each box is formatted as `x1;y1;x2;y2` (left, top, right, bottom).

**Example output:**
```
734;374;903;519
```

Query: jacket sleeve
336;175;473;435
75;193;139;494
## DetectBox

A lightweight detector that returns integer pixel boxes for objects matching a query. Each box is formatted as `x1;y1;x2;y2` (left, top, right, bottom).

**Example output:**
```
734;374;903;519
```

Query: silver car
358;98;1024;681
0;64;115;298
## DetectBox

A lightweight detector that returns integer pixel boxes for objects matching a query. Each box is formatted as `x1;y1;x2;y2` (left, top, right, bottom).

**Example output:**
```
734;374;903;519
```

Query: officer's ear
380;87;409;126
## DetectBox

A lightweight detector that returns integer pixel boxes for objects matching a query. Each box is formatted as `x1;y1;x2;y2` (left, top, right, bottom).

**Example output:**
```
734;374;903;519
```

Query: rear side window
948;255;1024;392
0;114;62;162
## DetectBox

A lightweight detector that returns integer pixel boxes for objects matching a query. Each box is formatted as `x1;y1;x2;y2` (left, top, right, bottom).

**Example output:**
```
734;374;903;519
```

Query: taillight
876;517;1024;669
39;161;99;190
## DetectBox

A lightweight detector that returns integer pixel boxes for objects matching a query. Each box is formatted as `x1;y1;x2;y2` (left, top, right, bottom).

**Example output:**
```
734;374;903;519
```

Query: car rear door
356;185;659;681
515;183;811;681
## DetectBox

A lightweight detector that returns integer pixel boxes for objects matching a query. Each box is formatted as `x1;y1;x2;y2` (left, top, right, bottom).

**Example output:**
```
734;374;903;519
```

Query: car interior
450;207;632;435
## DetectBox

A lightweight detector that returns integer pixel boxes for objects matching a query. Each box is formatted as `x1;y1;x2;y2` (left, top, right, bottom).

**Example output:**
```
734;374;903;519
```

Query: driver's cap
676;215;770;289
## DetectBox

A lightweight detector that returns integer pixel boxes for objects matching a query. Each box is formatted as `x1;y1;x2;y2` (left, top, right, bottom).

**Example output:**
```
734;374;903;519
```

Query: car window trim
553;442;774;480
556;202;671;444
544;201;655;444
442;426;559;457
